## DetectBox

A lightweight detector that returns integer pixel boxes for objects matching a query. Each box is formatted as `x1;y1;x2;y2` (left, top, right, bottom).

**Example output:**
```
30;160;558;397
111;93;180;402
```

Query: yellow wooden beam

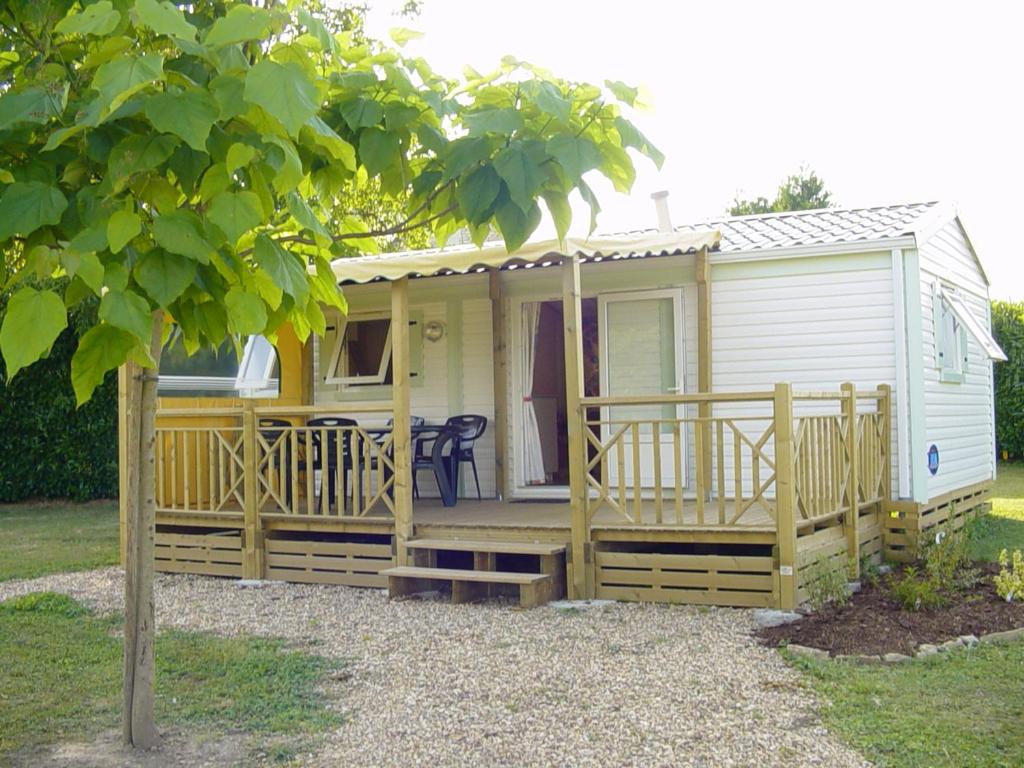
696;247;713;494
773;382;797;610
489;269;508;500
561;255;592;599
841;381;860;578
117;365;129;566
390;277;414;565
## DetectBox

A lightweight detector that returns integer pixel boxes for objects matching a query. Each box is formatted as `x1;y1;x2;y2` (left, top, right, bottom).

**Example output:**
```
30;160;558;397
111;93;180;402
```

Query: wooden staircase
382;538;567;608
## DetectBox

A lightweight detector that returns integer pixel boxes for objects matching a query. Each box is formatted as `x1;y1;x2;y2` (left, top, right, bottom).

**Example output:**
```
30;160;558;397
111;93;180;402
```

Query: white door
598;289;685;489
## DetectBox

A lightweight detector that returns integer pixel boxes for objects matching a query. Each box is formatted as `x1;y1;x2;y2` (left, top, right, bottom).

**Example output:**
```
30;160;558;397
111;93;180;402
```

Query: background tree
729;168;832;216
992;300;1024;460
0;0;661;748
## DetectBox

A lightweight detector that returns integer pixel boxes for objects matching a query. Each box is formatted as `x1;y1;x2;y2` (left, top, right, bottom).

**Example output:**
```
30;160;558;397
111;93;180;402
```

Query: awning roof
329;230;720;284
939;286;1007;361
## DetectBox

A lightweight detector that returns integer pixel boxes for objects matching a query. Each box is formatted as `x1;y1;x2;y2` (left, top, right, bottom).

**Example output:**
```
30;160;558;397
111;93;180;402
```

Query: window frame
158;335;279;399
323;311;394;387
933;283;968;384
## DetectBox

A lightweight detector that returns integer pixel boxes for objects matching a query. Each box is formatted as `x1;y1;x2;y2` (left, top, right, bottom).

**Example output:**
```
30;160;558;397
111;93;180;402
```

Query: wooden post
696;247;713;496
391;277;414;565
878;383;892;505
489;269;508;500
241;401;262;579
774;382;797;610
561;255;591;599
118;365;129;565
841;382;860;578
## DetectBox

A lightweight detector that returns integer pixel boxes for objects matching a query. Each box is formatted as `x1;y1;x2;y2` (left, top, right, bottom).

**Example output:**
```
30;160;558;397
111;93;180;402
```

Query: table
366;424;463;507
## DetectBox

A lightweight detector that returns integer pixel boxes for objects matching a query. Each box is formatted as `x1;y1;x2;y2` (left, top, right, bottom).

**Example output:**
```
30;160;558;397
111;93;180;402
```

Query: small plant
860;555;883;588
889;567;946;611
919;515;976;592
804;556;850;612
994;549;1024;602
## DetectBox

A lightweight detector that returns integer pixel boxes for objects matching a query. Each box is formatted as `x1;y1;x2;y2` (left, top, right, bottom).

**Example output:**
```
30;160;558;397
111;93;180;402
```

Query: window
323;313;393;386
933;283;1007;383
158;333;280;398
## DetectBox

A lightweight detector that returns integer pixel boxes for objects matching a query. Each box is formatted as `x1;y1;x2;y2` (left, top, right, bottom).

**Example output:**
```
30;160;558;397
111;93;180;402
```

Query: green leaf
358;128;400;176
55;1;120;37
339;98;383;131
302;116;356;170
224;288;267;335
542;189;572;242
204;5;270;47
597;141;636;193
389;27;424;47
107;134;178;186
71;325;137;405
210;74;247;121
92;53;165;115
206;191;263;245
0;288;67;379
262;136;303;194
61;251;105;293
495;199;541;253
0;87;65;131
225;143;257;174
605;80;639;107
577;178;602;235
244;59;319;137
68;225;108;255
253;235;309;307
133;250;196;307
464;108;522;136
614;117;665;169
99;289;152;344
133;0;197;41
297;9;338;54
104;263;129;292
143;89;219;151
286;192;330;239
0;182;68;243
456;165;501;225
383;103;419;132
494;143;545;214
152;211;215;263
441;136;491;183
534;82;570;124
107;210;142;253
546;134;602;182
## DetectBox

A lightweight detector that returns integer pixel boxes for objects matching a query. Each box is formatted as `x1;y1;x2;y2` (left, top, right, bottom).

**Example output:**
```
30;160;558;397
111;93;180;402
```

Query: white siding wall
460;298;497;497
918;220;996;497
711;256;901;498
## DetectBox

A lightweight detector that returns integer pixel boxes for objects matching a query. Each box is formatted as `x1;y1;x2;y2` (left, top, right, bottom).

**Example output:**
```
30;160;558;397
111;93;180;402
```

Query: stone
236;579;270;588
916;643;939;658
840;654;883;665
846;581;862;594
959;634;979;647
979;627;1024;644
938;638;964;653
882;652;912;664
877;564;893;576
548;599;615;612
787;644;829;660
752;609;803;628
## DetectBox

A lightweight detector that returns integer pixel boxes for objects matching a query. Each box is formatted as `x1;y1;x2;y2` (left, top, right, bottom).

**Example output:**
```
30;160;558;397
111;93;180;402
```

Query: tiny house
132;201;1003;609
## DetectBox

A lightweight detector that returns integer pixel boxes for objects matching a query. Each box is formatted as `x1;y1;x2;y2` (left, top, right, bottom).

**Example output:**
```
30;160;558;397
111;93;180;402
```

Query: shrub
804;556;850;612
889;567;946;611
0;285;118;502
991;300;1024;459
919;514;977;592
995;549;1024;602
0;591;88;618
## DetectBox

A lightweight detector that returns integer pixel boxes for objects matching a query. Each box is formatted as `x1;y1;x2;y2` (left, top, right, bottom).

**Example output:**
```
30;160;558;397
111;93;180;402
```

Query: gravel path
1;569;868;768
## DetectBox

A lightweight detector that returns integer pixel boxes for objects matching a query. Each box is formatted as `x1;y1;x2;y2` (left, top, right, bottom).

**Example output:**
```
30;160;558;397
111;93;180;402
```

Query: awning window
939;287;1007;362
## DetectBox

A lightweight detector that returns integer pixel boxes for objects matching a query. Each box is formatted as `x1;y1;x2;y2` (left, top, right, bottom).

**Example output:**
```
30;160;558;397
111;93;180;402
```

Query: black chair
307;416;358;510
258;418;296;508
444;414;487;500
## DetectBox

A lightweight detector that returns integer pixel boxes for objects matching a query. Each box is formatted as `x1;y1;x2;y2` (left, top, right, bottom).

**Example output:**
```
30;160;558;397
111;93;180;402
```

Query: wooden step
383;566;554;608
406;538;566;556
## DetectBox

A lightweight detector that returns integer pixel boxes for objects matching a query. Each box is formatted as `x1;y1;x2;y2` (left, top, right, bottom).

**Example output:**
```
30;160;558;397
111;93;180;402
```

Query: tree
729;168;832;216
0;0;661;748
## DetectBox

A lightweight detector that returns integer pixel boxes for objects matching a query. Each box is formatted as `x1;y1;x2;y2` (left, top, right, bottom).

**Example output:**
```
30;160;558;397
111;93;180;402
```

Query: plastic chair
307;416;358;510
258;418;297;508
444;414;487;500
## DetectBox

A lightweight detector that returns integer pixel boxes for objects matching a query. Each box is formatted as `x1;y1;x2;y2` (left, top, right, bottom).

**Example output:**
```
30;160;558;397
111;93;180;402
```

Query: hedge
0;291;118;502
992;300;1024;460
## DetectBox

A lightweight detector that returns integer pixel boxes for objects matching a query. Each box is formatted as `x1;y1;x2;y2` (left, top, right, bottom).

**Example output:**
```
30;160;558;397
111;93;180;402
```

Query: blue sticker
927;444;940;476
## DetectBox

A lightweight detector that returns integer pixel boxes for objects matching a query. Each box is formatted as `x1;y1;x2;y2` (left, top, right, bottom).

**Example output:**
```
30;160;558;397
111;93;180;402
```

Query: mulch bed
758;563;1024;656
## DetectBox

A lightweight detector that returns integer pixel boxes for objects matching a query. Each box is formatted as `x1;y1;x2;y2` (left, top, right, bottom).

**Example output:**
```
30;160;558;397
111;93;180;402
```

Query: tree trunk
122;313;163;749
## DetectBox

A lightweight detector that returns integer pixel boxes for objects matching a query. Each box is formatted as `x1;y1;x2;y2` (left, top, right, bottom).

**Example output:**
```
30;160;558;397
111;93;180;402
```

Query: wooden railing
155;404;395;519
577;384;891;530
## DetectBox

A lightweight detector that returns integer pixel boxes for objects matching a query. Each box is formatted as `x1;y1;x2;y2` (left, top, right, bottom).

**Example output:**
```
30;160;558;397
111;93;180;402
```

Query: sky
363;0;1023;300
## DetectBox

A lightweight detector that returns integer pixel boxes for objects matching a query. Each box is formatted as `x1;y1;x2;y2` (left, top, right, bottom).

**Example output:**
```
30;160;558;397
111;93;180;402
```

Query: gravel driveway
0;569;868;768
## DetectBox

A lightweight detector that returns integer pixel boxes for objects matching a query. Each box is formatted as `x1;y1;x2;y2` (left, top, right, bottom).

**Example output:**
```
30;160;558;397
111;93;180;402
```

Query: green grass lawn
0;592;341;764
793;463;1024;768
0;502;119;582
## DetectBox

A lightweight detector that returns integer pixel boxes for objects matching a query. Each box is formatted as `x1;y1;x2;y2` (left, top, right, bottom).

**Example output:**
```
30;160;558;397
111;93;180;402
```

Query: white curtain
521;303;546;484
